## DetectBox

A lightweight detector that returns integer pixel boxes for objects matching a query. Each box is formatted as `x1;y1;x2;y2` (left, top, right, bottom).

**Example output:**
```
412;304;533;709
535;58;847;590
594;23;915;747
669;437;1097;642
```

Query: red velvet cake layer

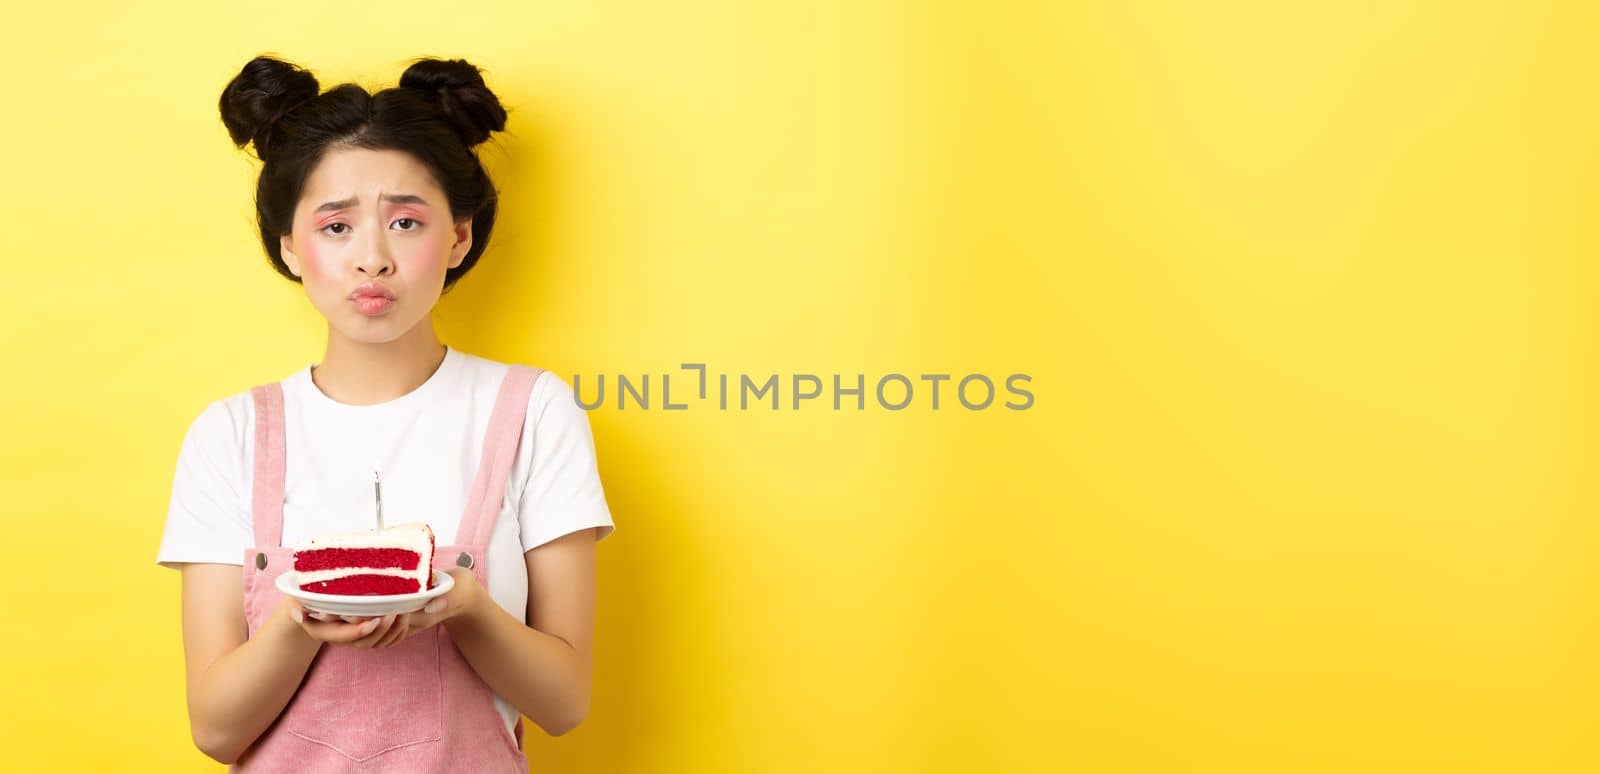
294;547;421;572
299;575;423;595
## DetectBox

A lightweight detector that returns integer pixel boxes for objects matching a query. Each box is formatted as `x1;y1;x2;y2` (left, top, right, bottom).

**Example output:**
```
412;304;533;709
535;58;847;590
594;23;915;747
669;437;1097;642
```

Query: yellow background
1;1;1594;771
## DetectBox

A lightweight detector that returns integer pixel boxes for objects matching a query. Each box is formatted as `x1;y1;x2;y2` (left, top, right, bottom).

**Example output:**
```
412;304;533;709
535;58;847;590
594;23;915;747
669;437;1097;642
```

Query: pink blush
299;245;332;279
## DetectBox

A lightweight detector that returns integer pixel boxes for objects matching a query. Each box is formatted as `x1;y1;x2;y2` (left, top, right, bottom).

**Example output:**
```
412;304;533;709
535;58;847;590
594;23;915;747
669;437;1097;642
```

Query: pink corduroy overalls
232;364;545;772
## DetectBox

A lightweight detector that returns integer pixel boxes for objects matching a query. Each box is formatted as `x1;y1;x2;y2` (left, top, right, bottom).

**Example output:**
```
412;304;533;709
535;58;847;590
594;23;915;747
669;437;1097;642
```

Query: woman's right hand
282;600;399;647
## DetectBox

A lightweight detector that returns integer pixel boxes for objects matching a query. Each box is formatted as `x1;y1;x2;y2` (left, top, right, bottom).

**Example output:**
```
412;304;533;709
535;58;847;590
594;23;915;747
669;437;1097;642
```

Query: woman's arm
431;527;600;736
179;563;317;763
178;563;378;763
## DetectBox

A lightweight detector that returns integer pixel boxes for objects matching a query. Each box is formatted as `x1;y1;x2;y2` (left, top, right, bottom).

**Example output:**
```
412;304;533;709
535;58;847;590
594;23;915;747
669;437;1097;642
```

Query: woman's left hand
358;567;483;650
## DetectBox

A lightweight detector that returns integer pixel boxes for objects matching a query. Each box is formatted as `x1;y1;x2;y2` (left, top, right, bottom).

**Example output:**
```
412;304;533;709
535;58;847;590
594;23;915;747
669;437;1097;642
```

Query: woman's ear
279;234;304;278
448;218;473;269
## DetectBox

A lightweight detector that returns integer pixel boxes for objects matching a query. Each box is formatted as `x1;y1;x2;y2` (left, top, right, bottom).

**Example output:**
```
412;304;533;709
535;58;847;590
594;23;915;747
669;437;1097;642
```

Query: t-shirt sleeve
516;372;616;551
156;399;253;569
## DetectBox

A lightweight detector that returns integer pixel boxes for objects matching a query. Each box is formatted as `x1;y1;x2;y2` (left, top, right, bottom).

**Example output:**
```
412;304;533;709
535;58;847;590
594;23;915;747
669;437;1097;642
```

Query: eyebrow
313;194;430;213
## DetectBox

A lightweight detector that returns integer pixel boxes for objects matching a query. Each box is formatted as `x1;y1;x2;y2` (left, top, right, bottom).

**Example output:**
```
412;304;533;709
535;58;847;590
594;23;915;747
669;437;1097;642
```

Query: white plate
276;569;453;617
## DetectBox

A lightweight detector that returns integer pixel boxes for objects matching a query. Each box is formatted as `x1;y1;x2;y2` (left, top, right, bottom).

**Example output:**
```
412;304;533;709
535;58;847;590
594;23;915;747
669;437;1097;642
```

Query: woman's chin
329;314;415;345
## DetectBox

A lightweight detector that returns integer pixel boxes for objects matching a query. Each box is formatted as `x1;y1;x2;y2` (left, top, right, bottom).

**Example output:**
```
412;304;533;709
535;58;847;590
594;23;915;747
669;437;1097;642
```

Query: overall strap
249;383;287;548
456;365;544;546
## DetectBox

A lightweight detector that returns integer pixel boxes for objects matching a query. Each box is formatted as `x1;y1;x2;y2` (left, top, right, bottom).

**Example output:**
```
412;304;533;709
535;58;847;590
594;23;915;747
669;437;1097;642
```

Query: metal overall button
456;551;474;569
255;553;268;570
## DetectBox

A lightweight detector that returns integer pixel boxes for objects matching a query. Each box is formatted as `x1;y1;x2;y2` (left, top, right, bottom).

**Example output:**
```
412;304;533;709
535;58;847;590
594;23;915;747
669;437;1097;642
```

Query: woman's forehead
301;148;444;204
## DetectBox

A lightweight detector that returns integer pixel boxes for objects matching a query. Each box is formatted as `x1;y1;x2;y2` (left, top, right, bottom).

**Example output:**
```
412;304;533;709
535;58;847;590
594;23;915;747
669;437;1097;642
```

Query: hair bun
219;56;320;161
399;58;508;147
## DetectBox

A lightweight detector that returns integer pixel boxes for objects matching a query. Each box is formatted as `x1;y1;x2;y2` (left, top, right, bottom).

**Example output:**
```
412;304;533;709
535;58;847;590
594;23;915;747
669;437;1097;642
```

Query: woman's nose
357;230;395;276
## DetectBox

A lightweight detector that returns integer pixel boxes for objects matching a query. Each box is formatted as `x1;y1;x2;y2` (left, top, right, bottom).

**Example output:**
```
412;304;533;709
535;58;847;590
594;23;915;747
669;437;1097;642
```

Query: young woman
155;55;615;770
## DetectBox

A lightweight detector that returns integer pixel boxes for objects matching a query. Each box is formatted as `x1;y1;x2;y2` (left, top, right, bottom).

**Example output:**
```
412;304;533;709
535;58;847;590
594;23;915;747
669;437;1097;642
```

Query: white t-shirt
155;345;616;736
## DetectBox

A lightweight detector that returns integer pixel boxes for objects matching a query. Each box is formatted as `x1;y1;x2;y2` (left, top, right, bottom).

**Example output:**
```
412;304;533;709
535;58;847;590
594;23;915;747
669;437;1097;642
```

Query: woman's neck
311;321;448;406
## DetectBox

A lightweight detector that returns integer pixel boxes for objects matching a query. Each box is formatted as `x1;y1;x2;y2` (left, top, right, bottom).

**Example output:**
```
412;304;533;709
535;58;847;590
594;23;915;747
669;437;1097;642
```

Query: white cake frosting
296;567;425;584
297;522;433;552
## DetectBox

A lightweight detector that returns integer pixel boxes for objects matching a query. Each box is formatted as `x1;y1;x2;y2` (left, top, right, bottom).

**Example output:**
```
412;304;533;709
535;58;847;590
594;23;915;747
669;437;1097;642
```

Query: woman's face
279;147;471;345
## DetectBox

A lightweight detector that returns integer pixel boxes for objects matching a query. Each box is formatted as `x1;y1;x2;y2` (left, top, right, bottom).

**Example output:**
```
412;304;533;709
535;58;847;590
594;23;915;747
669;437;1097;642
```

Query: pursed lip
349;282;396;300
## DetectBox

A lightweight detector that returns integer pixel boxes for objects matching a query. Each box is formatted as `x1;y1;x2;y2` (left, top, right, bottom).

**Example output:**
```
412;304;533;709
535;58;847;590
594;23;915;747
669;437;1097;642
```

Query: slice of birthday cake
292;522;436;595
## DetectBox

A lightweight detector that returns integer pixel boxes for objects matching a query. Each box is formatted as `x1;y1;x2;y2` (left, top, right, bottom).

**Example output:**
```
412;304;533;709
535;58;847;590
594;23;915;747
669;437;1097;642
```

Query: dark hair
218;55;509;291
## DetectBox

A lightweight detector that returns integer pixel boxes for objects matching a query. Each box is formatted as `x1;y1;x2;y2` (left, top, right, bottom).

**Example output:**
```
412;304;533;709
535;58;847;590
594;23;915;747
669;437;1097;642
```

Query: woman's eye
321;223;350;236
394;218;421;231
